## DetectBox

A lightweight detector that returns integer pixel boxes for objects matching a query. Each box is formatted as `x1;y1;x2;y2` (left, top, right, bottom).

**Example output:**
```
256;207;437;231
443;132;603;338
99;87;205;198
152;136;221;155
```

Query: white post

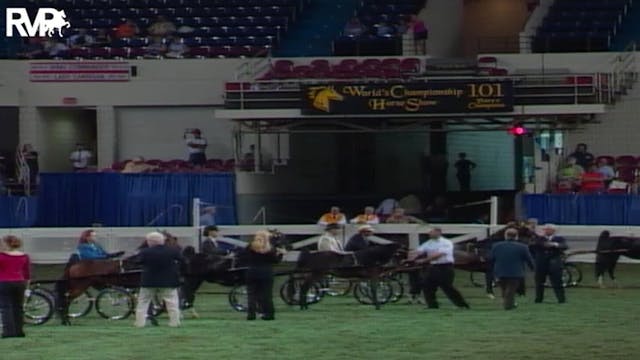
193;198;201;229
490;196;499;226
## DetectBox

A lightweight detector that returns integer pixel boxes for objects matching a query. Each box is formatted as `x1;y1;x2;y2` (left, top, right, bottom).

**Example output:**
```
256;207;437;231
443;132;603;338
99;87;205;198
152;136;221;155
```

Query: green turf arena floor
3;264;640;360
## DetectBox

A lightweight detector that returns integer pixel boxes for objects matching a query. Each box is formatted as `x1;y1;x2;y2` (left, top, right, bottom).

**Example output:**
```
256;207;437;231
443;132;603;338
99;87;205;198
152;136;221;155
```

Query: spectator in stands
350;206;380;224
20;144;39;185
597;158;615;184
345;224;375;252
76;229;124;260
165;37;189;59
408;14;428;55
557;156;583;192
569;143;594;170
93;29;112;47
148;16;176;38
318;206;347;226
385;207;424;224
43;39;69;58
199;206;217;226
240;144;256;171
67;29;95;48
185;129;208;166
16;37;45;59
581;165;605;193
0;235;30;338
135;231;183;327
114;19;140;39
376;21;395;37
145;37;168;58
121;156;157;173
376;198;399;221
343;17;367;37
69;143;92;171
454;152;476;192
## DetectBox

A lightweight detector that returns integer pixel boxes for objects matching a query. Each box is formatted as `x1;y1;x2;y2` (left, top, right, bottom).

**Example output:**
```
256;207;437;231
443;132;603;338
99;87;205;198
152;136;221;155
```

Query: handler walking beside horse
490;229;535;310
410;228;470;309
532;224;567;304
135;232;184;328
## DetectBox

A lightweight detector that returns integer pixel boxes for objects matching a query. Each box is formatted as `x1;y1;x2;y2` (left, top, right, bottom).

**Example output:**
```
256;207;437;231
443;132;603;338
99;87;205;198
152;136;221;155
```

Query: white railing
3;223;640;265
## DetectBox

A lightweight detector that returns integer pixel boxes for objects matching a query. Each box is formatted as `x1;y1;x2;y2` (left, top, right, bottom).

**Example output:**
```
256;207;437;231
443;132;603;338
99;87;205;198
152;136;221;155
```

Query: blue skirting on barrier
0;173;237;228
523;194;640;225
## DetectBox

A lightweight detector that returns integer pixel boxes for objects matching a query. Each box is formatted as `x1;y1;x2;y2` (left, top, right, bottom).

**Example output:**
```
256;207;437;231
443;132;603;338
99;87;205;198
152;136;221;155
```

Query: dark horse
593;231;640;287
295;243;402;310
54;231;181;325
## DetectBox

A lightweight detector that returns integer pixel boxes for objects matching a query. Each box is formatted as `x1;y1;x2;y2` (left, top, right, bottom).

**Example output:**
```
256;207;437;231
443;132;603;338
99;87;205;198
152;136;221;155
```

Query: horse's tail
595;230;612;279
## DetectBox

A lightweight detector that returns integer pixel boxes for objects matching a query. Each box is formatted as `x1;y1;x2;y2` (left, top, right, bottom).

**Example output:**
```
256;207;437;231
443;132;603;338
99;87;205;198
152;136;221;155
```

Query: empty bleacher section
533;0;633;52
333;0;426;56
5;0;310;59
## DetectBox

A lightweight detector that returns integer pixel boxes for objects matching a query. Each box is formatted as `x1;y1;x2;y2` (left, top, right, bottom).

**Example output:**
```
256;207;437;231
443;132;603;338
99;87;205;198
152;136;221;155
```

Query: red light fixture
508;124;528;136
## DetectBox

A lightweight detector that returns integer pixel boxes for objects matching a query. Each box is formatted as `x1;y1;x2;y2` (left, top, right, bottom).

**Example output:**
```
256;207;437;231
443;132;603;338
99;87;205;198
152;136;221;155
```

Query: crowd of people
17;16;190;60
556;143;631;193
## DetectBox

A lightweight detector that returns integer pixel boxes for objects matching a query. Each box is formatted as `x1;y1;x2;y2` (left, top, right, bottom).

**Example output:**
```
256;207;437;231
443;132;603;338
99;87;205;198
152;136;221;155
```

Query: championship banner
29;61;131;82
301;81;514;115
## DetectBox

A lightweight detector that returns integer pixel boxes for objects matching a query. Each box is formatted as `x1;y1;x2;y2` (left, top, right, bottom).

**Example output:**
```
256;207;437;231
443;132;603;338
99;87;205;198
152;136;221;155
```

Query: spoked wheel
24;289;54;325
229;285;249;312
319;276;352;297
353;280;393;305
564;263;583;287
388;278;405;303
279;277;322;306
68;290;94;318
95;287;134;320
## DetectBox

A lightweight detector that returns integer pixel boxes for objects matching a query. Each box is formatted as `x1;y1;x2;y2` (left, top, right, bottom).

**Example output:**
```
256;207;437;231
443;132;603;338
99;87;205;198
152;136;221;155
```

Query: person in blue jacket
490;228;535;310
76;229;124;260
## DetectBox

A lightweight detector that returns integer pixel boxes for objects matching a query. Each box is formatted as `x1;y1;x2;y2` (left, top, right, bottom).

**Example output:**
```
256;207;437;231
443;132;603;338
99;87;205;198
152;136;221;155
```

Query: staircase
613;1;640;50
275;0;359;57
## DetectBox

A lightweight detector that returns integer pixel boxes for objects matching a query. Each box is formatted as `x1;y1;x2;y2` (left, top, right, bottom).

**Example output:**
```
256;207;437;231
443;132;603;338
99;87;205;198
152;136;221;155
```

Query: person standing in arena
69;143;92;172
135;232;184;328
454;152;476;192
490;228;535;310
0;235;31;338
410;228;470;309
242;231;284;321
532;224;567;304
185;129;207;167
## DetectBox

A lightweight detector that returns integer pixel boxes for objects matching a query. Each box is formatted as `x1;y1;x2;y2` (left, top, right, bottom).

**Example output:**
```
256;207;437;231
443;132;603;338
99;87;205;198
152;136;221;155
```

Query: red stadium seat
400;57;421;74
596;155;615;165
380;58;401;70
615;166;637;183
477;56;498;68
616;155;637;167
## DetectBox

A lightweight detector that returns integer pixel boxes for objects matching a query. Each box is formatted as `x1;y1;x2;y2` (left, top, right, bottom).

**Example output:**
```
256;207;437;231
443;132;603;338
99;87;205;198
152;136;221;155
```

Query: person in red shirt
581;164;605;193
114;19;140;39
0;235;31;338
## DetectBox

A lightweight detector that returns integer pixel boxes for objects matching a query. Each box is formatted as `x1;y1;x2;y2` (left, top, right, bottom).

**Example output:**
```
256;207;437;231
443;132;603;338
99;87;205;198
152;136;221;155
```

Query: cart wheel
229;285;249;312
353;280;393;305
320;276;352;297
24;289;54;325
68;290;94;318
279;277;322;306
388;278;404;303
95;287;134;320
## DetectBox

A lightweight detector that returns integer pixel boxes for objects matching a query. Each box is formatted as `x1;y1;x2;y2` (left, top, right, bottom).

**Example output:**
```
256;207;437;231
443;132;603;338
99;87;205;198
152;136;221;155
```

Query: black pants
423;264;469;309
246;272;274;320
498;277;522;310
189;153;206;166
457;173;471;192
408;270;422;296
0;281;26;338
485;267;495;294
535;258;565;303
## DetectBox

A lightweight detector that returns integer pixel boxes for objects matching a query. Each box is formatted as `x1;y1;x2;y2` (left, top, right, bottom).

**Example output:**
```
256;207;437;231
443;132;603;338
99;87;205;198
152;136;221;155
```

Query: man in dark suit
134;232;184;327
531;224;568;303
490;228;535;310
345;225;374;252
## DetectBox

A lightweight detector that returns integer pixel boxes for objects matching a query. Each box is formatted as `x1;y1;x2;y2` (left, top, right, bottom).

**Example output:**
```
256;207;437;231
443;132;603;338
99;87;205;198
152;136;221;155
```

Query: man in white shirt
69;144;92;171
410;228;470;309
185;129;207;166
317;224;349;254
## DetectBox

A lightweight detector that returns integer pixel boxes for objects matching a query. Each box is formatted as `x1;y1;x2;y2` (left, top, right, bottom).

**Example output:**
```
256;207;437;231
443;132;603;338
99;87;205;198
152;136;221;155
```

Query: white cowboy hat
358;224;375;233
